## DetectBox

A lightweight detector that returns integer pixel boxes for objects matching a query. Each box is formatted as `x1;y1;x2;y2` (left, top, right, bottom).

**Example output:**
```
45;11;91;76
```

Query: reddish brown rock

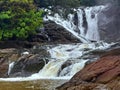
71;55;120;83
0;48;18;77
57;82;109;90
101;48;120;57
96;65;120;83
57;48;120;90
0;57;9;77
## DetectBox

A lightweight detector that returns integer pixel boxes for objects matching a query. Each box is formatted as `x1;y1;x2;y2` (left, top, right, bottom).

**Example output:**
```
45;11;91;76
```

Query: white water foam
8;62;15;75
0;41;115;82
0;5;113;82
44;5;106;42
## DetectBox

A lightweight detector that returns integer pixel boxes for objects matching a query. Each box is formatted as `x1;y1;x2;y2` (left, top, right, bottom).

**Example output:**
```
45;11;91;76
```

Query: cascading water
0;41;115;82
44;5;106;42
8;62;15;75
84;7;100;41
0;5;114;82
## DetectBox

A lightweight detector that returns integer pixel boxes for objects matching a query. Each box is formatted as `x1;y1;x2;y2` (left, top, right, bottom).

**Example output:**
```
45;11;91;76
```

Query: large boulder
57;48;120;90
9;54;49;77
0;48;18;78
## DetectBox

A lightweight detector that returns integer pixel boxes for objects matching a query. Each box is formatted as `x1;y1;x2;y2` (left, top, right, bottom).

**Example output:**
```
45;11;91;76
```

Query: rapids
0;5;116;90
0;41;114;81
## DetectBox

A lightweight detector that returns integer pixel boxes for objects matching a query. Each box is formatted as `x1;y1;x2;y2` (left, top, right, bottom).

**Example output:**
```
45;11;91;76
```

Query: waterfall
84;6;104;41
30;41;113;78
0;5;115;82
36;60;66;77
44;5;106;42
8;62;15;75
0;41;115;81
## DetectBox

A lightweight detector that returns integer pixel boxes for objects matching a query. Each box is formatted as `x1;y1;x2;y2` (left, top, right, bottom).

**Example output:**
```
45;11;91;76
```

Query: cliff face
98;5;120;42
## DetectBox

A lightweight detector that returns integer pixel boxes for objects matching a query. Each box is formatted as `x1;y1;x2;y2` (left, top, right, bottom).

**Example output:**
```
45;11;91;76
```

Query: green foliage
0;0;43;40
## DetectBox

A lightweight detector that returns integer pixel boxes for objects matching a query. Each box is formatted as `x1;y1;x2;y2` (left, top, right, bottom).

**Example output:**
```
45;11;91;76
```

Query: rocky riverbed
57;48;120;90
0;2;120;90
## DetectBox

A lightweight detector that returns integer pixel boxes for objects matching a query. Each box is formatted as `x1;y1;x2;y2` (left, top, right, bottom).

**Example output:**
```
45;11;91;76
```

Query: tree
0;0;43;40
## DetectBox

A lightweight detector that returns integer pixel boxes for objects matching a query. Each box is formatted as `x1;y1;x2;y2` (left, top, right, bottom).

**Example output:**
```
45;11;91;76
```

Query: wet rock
44;21;80;43
98;5;120;42
57;48;120;90
61;60;74;70
71;56;120;83
30;21;80;44
9;54;49;77
101;48;120;57
31;45;50;58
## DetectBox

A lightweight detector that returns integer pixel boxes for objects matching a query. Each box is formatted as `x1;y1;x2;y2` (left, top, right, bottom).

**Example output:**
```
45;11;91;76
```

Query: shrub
0;0;43;40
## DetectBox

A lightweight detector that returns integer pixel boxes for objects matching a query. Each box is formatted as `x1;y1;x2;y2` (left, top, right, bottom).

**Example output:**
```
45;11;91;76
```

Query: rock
0;48;17;58
107;77;120;90
30;21;80;44
98;5;120;42
0;41;35;49
45;21;80;43
101;48;120;57
95;0;119;5
31;45;50;58
9;54;49;77
74;56;120;83
57;48;120;90
0;46;50;77
0;48;20;62
64;83;109;90
0;48;18;77
0;48;16;54
9;54;20;62
0;57;9;78
57;81;109;90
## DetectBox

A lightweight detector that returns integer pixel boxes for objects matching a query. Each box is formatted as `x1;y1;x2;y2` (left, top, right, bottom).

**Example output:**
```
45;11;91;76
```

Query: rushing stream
44;5;107;42
0;5;114;90
0;42;114;90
